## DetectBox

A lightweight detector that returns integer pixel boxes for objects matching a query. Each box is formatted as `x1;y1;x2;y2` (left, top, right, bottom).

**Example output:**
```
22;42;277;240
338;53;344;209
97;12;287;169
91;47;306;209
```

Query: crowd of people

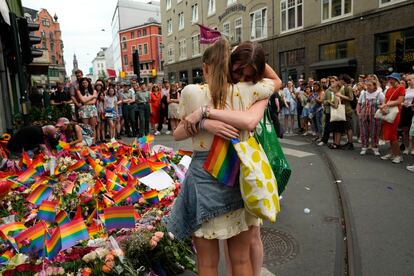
268;73;414;171
30;70;184;147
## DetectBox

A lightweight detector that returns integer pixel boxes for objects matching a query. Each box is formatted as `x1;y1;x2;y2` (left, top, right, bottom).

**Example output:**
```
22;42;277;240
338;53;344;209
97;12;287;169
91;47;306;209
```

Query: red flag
107;69;116;78
197;24;222;44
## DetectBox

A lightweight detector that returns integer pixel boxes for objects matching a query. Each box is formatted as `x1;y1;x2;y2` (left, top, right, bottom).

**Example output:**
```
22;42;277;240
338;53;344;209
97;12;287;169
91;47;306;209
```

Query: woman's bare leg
193;237;220;276
250;226;263;276
227;227;254;276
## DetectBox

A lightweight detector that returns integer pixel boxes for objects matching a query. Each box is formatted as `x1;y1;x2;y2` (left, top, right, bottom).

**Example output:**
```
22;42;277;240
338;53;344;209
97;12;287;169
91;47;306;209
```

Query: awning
310;58;357;70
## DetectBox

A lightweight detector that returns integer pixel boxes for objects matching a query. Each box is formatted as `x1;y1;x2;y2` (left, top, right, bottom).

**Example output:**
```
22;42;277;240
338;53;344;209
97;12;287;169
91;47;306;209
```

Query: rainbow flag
31;156;45;175
19;151;32;171
0;250;14;264
112;184;139;204
93;179;107;194
105;169;121;191
147;160;167;172
56;140;70;151
0;222;26;240
16;167;37;184
203;136;240;187
87;157;105;178
59;218;89;250
55;210;70;226
15;222;47;253
170;163;185;183
27;185;53;206
46;227;61;260
156;152;168;162
143;190;159;204
102;154;116;165
77;182;89;195
87;222;102;238
104;206;135;230
117;157;131;170
37;200;57;223
130;162;151;178
68;160;89;172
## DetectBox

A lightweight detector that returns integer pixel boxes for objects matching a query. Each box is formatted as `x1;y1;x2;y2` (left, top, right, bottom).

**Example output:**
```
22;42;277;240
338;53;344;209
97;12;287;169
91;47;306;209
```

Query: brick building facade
119;20;163;83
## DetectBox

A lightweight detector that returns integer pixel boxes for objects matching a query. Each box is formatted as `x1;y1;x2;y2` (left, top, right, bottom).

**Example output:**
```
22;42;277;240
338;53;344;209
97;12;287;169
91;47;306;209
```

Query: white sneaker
391;155;403;164
407;165;414;172
372;148;380;156
411;150;414;156
360;148;367;155
381;154;393;160
379;139;386;145
403;149;409;155
154;131;161;136
317;141;325;146
302;131;309;136
165;130;171;135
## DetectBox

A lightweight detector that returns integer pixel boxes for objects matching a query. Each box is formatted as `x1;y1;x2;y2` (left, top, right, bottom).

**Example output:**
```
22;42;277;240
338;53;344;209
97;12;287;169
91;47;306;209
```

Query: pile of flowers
0;137;195;275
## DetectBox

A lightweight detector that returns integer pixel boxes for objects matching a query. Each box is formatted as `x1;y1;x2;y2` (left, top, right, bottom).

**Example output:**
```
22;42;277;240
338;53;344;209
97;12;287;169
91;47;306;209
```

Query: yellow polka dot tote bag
232;136;280;223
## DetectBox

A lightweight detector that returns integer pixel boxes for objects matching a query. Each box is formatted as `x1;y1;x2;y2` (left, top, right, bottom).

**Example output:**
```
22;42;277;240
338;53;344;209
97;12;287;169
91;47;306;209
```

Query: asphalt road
123;133;414;276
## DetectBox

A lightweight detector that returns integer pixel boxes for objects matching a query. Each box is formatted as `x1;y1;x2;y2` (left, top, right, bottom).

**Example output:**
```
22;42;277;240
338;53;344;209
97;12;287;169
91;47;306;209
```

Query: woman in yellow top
166;39;281;276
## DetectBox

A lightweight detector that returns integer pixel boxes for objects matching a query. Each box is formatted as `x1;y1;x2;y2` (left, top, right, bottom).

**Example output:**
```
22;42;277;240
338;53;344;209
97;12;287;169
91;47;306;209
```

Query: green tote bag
254;108;291;194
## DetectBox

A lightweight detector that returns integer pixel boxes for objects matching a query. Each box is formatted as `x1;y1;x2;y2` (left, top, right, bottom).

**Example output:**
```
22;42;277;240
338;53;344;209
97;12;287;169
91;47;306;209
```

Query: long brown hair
230;41;266;83
202;38;230;109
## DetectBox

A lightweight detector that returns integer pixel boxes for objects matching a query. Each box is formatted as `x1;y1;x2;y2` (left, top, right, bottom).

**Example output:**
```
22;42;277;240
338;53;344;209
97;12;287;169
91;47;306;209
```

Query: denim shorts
165;151;244;240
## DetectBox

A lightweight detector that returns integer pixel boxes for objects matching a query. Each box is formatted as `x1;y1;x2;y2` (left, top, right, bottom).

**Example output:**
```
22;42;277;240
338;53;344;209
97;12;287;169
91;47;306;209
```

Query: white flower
168;232;175;240
82;251;98;263
95;247;109;259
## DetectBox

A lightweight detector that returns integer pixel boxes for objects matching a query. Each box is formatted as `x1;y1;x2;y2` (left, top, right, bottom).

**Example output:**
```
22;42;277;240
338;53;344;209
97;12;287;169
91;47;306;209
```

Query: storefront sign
218;4;246;21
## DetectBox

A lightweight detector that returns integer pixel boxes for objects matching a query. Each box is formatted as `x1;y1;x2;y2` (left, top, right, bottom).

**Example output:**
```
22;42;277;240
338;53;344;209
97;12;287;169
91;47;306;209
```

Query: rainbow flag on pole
27;185;53;206
0;250;14;264
15;222;47;253
87;157;105;178
112;184;140;204
59;218;89;250
56;140;70;151
46;227;61;260
16;167;37;184
104;206;135;230
0;222;26;240
147;160;167;172
203;136;240;187
143;190;159;204
37;200;57;223
68;160;89;172
130;161;151;178
55;210;70;226
19;151;32;171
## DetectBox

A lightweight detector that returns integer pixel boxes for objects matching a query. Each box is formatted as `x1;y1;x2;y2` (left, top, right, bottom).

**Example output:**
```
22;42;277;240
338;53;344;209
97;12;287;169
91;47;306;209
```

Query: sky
21;0;145;76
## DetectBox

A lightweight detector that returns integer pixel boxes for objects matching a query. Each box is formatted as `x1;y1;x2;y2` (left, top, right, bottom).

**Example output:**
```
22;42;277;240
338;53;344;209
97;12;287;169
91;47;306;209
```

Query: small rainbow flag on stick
147;160;167;172
16;167;37;184
46;228;61;260
59;218;89;250
130;161;151;178
19;151;32;171
143;190;159;204
104;206;135;230
37;200;57;223
68;160;89;172
27;185;53;206
0;222;26;240
15;222;47;253
0;250;14;264
112;184;139;204
203;136;240;187
55;210;70;226
87;222;102;239
56;140;70;151
87;157;105;178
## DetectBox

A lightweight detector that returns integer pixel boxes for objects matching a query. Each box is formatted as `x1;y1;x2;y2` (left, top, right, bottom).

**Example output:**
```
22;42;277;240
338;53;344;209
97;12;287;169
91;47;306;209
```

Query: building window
122;37;127;50
167;45;174;63
192;33;201;56
132;45;136;53
319;40;355;61
279;48;305;83
123;55;128;67
234;18;242;44
50;42;54;51
41;18;49;26
179;39;187;60
322;0;352;21
51;55;56;64
379;0;406;6
131;31;135;38
281;0;303;32
41;31;46;38
250;8;267;40
192;4;199;23
178;12;184;30
138;45;143;55
42;41;47;49
208;0;216;16
166;0;171;10
167;19;172;35
227;0;236;6
375;28;414;74
138;30;142;37
223;22;230;39
143;29;147;36
158;27;162;35
49;32;54;40
143;44;148;55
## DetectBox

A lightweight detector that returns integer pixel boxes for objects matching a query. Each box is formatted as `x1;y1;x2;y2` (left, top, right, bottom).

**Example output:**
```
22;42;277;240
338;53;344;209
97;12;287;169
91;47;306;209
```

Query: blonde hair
202;38;230;109
367;74;381;89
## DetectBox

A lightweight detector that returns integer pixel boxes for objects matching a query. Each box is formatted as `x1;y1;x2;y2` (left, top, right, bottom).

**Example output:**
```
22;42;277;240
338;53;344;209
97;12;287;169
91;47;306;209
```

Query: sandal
329;143;339;149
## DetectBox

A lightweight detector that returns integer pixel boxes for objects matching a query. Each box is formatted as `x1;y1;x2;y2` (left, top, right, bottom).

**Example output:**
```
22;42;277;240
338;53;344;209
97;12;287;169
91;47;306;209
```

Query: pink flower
154;232;164;239
146;225;155;231
150;239;158;248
